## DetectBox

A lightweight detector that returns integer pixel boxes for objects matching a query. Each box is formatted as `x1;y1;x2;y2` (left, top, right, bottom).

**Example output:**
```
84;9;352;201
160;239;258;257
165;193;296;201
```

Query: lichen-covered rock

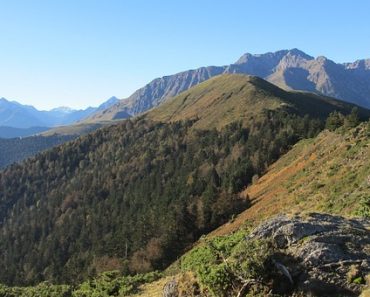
248;212;370;296
163;279;178;297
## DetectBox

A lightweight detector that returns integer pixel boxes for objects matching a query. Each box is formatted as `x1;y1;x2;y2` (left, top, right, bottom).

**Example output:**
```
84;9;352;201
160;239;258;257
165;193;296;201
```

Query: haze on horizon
0;0;369;110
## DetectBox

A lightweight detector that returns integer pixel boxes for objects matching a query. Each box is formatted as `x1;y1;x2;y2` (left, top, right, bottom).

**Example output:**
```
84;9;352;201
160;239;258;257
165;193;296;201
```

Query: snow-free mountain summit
87;49;370;122
0;96;119;138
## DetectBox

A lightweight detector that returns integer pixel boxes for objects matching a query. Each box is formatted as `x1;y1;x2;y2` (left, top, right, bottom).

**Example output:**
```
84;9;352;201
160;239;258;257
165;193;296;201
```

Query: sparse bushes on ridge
0;271;161;297
326;107;360;131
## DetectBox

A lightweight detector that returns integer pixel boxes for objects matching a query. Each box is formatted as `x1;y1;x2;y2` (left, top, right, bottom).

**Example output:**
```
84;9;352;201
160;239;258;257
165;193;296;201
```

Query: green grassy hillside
147;74;369;130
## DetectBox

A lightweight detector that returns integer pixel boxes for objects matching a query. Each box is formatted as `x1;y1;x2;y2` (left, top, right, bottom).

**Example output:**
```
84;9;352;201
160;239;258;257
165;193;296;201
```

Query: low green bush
180;228;274;297
0;271;161;297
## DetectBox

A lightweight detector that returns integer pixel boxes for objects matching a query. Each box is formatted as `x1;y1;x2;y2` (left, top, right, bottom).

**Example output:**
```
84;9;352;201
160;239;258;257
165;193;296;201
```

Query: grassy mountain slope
148;74;369;130
0;75;368;287
40;120;119;136
209;123;370;238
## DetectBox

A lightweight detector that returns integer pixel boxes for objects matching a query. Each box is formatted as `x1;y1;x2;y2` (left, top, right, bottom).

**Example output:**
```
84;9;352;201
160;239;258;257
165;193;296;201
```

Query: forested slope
0;135;76;169
0;75;367;286
1;116;369;297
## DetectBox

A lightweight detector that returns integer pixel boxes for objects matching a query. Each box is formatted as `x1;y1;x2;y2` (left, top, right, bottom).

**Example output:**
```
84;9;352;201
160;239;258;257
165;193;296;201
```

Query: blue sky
0;0;369;110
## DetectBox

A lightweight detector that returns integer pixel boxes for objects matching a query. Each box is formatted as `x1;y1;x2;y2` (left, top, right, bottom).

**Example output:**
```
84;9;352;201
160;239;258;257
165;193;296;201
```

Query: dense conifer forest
0;109;325;285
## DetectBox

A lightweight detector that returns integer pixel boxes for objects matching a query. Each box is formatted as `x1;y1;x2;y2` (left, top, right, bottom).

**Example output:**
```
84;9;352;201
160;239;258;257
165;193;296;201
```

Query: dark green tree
344;107;360;129
325;111;345;131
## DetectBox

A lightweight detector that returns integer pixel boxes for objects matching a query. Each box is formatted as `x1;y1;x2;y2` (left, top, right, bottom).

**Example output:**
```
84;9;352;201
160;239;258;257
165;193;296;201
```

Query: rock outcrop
165;213;370;296
249;213;370;296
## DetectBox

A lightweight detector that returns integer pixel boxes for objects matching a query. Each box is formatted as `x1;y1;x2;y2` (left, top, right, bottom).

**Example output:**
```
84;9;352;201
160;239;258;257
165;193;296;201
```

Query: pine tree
325;111;345;131
344;107;360;129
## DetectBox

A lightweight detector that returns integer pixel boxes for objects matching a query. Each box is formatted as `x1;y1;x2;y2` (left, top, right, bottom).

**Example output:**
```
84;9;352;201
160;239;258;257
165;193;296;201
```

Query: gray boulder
249;212;370;296
163;279;178;297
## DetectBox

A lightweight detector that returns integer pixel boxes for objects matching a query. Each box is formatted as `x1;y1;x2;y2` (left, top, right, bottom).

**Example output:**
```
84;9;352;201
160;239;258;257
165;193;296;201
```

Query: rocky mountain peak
235;48;312;66
344;59;370;70
316;55;329;63
235;49;288;65
287;48;313;59
86;49;370;123
50;106;76;113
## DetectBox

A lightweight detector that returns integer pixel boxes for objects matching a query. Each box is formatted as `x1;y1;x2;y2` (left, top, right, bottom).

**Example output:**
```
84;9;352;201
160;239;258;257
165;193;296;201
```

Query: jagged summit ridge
88;49;370;122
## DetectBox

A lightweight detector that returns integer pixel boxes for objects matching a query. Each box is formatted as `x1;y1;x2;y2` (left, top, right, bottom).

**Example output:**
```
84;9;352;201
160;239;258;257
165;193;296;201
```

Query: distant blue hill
0;126;50;139
0;96;119;130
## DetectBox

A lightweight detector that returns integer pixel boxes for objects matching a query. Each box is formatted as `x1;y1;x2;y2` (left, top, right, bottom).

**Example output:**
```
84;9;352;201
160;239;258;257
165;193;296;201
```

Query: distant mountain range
0;96;119;138
147;74;370;129
0;126;50;139
87;49;370;121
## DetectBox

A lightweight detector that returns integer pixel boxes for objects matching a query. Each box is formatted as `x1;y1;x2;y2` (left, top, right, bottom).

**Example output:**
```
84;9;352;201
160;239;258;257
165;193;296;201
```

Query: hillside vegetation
0;75;368;290
129;121;370;297
209;121;370;237
0;122;121;170
1;75;367;170
1;121;369;296
0;113;320;286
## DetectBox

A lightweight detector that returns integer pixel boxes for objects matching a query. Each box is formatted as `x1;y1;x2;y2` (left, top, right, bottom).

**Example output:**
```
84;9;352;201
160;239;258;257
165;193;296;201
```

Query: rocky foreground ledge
249;213;370;296
164;213;370;297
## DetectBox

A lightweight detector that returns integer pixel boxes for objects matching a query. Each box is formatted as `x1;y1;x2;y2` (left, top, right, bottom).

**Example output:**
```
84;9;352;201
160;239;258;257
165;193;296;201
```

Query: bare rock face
249;213;370;296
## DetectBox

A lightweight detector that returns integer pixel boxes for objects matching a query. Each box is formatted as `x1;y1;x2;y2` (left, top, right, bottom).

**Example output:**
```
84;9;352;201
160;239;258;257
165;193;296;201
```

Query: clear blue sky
0;0;369;110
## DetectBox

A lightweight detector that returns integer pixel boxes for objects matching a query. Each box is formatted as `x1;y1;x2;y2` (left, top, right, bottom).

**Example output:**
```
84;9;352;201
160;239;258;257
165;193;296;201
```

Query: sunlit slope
40;120;120;136
147;74;369;130
210;123;370;237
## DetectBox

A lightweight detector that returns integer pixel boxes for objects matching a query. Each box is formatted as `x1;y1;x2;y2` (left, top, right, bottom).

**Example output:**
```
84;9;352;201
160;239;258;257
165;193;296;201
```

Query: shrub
180;229;274;296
